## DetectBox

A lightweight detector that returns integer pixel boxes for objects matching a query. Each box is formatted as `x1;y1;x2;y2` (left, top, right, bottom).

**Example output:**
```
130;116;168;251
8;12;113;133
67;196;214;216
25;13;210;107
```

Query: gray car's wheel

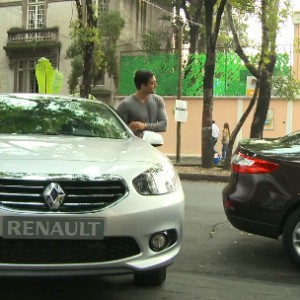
134;267;166;286
282;208;300;267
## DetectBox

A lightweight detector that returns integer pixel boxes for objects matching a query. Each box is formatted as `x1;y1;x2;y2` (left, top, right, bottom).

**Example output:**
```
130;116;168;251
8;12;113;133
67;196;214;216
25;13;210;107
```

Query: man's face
142;75;157;95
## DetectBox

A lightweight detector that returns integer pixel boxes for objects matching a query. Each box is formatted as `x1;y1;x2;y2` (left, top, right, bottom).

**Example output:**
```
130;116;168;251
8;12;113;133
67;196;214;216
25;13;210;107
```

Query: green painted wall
118;52;290;96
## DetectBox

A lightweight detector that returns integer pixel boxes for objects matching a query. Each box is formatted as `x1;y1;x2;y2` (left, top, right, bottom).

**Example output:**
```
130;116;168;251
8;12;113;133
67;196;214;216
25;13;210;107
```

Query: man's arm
146;97;168;132
116;101;129;124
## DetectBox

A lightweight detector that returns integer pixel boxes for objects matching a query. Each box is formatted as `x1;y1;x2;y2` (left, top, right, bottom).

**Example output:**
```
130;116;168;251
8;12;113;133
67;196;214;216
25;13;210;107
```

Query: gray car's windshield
0;94;129;139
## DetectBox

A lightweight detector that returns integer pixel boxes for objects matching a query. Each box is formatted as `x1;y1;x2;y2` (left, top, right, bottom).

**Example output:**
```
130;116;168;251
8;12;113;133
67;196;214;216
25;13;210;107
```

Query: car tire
134;267;166;286
283;208;300;267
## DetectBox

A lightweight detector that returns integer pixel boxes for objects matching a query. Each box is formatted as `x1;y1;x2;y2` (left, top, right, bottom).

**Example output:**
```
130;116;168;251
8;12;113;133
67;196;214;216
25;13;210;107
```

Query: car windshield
0;94;130;139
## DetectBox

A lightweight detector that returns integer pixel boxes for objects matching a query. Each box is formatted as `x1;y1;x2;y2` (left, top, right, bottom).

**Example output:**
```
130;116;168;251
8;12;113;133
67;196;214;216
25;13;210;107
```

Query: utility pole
176;19;183;163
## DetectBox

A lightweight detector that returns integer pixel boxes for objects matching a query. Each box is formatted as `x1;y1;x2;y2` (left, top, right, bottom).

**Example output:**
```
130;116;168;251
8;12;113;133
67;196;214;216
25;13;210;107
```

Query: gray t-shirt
117;94;168;136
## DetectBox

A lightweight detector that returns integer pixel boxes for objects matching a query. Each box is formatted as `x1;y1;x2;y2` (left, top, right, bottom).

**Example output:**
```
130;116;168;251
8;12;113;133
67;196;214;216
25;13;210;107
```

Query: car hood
0;135;168;177
239;137;300;162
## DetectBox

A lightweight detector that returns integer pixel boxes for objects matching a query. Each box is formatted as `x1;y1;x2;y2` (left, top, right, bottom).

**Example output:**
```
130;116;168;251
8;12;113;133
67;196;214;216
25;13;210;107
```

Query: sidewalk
168;155;231;183
168;155;202;166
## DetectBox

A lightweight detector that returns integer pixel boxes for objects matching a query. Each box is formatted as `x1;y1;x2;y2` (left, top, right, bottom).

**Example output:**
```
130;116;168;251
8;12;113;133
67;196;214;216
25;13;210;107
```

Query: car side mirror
143;131;164;147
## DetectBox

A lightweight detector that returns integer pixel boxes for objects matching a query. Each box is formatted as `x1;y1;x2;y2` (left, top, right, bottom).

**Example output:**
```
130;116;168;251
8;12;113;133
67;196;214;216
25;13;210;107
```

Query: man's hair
134;70;155;90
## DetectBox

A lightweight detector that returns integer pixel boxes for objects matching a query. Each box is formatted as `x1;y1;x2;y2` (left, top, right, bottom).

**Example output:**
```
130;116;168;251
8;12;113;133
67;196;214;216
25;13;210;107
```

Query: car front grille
0;237;140;264
0;177;127;212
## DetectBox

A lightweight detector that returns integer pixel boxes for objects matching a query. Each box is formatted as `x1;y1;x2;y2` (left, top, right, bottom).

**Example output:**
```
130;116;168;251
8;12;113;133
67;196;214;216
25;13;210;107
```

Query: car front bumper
0;187;185;277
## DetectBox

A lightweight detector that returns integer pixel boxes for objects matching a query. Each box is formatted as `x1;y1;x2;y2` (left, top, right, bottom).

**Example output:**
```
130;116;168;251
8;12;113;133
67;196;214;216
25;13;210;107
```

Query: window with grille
92;0;109;16
28;0;45;29
99;0;109;13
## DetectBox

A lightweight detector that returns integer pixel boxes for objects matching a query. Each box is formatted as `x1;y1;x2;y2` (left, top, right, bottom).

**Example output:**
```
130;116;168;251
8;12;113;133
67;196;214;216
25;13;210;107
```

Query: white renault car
0;93;184;286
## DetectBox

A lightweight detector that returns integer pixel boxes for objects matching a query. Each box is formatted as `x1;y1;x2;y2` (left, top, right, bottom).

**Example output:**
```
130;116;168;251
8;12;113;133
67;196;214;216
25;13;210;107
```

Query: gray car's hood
0;135;168;178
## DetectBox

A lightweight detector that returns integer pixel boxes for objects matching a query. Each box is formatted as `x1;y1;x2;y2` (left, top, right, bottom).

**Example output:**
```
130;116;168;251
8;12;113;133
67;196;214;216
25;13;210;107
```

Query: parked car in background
223;131;300;267
0;93;185;286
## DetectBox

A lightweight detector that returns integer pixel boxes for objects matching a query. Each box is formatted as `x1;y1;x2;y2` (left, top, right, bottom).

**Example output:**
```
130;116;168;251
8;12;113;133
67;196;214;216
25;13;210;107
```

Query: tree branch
212;0;227;46
226;2;259;78
74;0;83;23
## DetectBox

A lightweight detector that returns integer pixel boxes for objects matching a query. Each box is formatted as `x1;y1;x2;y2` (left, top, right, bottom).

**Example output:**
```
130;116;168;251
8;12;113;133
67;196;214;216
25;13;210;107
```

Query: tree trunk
201;1;215;168
77;0;97;99
250;55;276;138
202;0;227;168
80;43;94;98
189;25;198;54
202;51;215;168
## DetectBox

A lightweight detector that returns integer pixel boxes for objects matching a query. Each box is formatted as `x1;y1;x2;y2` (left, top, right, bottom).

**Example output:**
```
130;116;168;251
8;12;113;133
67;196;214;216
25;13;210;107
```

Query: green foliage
218;5;250;49
66;10;125;93
141;14;173;54
278;0;292;24
143;27;173;53
98;11;124;40
35;57;63;94
98;12;125;79
67;56;83;94
66;19;103;94
142;31;164;53
271;71;300;101
119;51;290;96
230;0;256;15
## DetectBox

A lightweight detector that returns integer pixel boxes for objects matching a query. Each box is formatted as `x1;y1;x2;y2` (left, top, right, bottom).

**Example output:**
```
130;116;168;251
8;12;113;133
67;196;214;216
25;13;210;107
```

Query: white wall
47;1;75;95
0;2;23;93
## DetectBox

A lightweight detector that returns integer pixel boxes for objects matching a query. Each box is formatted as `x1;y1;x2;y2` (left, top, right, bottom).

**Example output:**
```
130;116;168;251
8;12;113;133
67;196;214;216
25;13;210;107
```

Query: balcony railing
7;27;59;44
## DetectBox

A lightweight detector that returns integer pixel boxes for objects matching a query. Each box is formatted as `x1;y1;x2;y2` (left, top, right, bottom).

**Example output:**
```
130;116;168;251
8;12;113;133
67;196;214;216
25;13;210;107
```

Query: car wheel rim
292;222;300;256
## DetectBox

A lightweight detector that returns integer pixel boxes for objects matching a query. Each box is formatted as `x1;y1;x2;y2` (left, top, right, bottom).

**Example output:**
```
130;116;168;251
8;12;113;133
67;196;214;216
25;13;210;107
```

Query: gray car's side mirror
143;131;164;147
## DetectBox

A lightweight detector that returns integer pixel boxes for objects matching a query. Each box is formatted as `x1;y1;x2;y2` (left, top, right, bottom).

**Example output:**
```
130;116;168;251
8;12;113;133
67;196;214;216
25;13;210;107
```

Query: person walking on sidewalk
212;120;219;154
116;70;168;138
221;122;230;160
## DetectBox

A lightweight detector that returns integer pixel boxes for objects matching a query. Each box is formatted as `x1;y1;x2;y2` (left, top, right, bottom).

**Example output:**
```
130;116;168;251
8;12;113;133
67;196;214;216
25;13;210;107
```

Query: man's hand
129;121;146;131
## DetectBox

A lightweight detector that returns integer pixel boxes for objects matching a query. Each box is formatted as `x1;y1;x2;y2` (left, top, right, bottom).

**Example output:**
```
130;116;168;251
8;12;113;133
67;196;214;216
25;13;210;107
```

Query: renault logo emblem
43;183;66;210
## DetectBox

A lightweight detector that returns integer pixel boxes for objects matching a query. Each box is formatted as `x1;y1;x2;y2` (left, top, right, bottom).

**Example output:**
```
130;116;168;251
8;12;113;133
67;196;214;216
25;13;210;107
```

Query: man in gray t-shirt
117;70;168;137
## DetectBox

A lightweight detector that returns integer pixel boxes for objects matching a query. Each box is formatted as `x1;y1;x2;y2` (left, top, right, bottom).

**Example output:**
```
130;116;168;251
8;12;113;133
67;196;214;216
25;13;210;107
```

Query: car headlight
132;162;180;195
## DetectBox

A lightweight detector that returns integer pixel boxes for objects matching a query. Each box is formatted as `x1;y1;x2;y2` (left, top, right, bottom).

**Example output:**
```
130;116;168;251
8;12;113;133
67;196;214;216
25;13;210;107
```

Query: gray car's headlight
133;162;180;195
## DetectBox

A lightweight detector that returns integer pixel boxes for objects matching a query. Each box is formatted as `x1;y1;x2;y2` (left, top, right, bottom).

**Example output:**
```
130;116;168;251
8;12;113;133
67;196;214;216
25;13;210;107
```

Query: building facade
0;0;172;102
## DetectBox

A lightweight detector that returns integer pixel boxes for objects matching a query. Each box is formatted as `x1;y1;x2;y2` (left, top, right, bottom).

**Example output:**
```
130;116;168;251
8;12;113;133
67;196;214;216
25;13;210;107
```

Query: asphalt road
2;181;300;299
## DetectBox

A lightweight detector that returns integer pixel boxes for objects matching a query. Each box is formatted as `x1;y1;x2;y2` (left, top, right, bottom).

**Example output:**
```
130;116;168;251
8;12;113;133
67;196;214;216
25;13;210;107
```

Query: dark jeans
221;143;228;159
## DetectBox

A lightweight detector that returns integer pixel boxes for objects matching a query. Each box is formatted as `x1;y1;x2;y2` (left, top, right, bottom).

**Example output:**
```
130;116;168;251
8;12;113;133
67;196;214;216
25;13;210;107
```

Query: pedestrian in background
116;69;168;138
212;120;219;154
221;122;230;160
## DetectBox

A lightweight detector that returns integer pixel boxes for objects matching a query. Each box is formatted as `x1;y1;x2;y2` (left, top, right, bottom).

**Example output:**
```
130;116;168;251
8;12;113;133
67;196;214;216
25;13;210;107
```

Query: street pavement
2;181;300;299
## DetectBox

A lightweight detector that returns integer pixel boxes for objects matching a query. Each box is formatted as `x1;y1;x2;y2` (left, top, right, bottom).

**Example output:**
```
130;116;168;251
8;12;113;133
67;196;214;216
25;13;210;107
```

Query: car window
0;95;130;139
277;131;300;145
